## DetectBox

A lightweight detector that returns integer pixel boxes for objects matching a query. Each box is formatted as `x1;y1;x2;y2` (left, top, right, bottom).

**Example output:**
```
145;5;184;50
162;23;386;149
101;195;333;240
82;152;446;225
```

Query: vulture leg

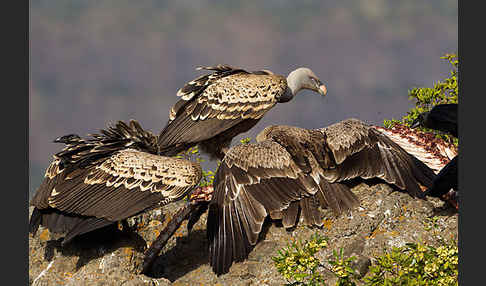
141;202;204;274
187;201;210;233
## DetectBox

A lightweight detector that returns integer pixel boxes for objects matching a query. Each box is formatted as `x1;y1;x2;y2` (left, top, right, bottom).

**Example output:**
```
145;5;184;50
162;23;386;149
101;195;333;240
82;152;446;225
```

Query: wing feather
207;142;315;275
299;196;322;227
319;119;435;196
319;119;374;164
44;149;202;221
281;201;300;228
30;123;202;242
207;120;437;275
207;139;357;275
159;66;285;156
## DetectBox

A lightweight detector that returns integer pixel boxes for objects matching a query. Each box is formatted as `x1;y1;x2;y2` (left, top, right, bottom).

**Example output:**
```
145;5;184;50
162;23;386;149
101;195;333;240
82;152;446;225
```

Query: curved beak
411;112;429;129
318;84;327;96
410;117;421;129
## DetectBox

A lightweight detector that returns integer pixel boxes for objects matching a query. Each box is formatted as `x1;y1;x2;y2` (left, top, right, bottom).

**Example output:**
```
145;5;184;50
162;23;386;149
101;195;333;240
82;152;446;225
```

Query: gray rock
29;182;458;285
350;254;372;278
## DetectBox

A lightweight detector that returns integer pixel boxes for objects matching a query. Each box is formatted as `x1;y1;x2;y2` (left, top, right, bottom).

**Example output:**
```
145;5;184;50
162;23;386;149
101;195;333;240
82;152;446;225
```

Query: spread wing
158;65;286;154
207;139;358;275
207;141;318;275
318;119;436;197
29;121;202;244
207;120;437;275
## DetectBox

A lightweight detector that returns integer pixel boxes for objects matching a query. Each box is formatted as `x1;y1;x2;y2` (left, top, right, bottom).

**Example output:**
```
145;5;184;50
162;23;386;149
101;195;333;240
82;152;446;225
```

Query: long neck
286;69;304;96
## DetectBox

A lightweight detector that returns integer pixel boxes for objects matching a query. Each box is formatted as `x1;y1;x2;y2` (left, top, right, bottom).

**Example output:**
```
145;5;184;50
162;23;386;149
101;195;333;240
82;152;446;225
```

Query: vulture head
411;112;428;129
287;67;328;97
410;104;457;137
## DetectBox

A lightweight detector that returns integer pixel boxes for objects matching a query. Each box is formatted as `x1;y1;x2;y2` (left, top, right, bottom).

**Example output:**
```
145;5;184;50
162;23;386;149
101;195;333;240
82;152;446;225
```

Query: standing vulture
29;120;202;245
207;119;436;275
412;103;458;199
158;64;327;160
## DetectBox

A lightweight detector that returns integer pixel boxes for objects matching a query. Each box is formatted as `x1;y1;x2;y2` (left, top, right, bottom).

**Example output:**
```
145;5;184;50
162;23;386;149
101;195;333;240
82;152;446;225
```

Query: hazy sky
29;1;457;197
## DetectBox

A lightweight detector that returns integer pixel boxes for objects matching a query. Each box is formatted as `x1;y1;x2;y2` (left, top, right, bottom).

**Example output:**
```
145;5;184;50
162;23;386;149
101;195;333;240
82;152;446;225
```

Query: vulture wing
207;141;316;275
424;155;458;198
29;121;202;244
158;65;286;156
208;119;437;275
207;138;358;275
319;119;436;197
256;125;360;216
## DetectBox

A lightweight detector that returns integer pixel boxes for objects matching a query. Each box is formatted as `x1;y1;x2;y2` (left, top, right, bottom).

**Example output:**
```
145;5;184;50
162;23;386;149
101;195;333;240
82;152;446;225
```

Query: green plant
423;216;440;232
273;233;458;285
175;145;205;163
363;240;458;286
327;248;358;286
272;233;328;285
199;169;215;187
383;53;458;146
175;145;216;200
240;137;252;144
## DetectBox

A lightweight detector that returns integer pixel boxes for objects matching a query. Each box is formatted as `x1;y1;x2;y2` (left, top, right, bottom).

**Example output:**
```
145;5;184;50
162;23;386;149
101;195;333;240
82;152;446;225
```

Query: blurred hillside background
29;0;457;198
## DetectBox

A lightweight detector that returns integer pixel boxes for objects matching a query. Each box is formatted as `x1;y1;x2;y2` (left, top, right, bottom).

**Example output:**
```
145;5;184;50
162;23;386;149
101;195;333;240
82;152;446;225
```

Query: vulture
157;64;327;160
412;103;458;199
29;120;202;245
411;103;457;137
207;119;436;275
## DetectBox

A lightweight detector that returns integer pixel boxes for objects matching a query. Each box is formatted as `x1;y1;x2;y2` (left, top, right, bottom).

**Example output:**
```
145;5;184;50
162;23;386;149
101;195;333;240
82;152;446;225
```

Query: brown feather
207;119;436;275
29;120;202;244
159;66;287;159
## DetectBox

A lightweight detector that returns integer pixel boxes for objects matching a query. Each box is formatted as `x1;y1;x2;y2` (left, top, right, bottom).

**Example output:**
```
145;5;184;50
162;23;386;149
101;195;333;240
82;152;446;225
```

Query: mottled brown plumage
158;64;327;160
207;119;436;275
29;120;202;245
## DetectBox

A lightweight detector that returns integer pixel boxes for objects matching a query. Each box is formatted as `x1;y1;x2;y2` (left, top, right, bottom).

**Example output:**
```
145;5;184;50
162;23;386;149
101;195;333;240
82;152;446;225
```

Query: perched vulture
411;103;457;137
207;119;436;275
412;103;458;199
29;120;202;245
158;64;327;160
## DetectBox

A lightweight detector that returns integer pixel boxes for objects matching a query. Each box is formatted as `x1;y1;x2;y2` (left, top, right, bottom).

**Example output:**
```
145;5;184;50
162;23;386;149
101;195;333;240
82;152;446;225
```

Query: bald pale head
287;67;327;97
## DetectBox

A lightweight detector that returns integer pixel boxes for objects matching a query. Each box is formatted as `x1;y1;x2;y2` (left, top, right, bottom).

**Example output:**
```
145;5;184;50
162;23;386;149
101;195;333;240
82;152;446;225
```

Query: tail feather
29;207;87;236
62;217;114;246
29;207;115;246
29;207;42;236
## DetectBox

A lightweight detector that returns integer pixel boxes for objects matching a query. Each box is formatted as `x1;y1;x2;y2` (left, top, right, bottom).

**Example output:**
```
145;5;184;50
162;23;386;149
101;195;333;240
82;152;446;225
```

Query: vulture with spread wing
29;120;202;245
158;64;327;160
207;118;436;275
412;103;458;199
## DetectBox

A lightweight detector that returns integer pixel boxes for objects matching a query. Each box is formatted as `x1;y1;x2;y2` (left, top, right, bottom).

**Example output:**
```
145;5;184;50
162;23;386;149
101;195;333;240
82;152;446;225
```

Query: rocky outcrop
29;179;457;286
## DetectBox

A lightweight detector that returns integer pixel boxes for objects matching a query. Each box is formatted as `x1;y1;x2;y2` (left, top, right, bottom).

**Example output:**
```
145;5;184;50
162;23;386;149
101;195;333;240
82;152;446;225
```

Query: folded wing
158;65;285;158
